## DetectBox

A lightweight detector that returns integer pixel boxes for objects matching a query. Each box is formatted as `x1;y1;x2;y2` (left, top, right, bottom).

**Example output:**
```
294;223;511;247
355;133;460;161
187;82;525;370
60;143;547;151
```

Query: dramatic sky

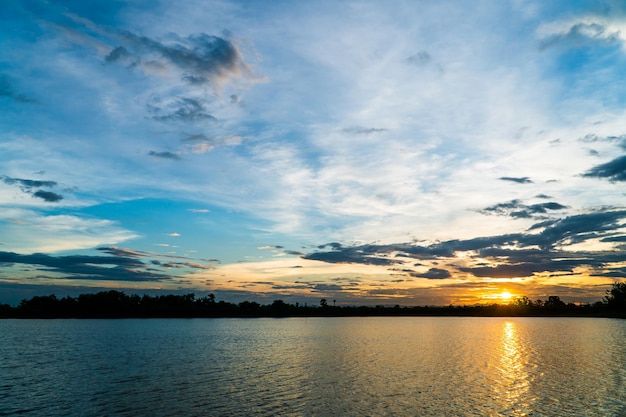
2;0;626;306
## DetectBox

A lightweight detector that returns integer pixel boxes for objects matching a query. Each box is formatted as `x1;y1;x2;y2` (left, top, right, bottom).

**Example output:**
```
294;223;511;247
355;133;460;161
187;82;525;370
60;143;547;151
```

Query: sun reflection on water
495;321;533;415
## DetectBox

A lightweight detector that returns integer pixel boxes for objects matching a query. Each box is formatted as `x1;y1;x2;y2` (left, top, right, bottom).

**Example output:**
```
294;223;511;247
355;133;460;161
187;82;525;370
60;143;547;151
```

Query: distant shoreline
1;290;624;319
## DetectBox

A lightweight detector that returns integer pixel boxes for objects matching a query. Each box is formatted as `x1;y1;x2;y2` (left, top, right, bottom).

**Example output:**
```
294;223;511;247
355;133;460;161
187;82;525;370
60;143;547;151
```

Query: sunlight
499;291;513;301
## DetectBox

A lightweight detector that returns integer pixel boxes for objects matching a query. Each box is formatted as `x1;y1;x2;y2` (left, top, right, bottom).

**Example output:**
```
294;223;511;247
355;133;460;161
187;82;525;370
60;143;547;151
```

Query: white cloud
0;209;138;253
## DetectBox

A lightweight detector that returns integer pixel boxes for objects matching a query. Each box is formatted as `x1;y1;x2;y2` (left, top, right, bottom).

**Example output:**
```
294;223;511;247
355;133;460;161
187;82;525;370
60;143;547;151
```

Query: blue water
1;317;625;416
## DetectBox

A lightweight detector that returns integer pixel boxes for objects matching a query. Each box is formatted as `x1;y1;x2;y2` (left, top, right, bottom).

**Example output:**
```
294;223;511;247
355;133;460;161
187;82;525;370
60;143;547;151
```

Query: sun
499;291;513;301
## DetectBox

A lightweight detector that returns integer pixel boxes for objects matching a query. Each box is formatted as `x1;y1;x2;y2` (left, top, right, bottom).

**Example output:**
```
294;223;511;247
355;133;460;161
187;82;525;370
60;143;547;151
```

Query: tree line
1;282;624;318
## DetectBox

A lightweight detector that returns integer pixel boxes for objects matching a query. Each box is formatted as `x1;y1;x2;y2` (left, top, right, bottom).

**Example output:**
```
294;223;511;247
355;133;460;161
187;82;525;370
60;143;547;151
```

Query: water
0;317;624;416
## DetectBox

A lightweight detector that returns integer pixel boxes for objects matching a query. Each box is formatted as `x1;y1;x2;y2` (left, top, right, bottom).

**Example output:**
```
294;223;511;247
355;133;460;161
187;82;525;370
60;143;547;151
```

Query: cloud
151;259;215;270
167;232;181;237
582;155;626;181
108;31;255;88
499;176;533;184
0;250;171;282
63;10;257;90
2;176;58;190
579;133;626;148
539;20;622;50
342;126;388;135
480;199;567;219
32;190;64;203
187;208;210;213
1;175;64;203
303;245;400;266
411;268;451;279
302;208;626;279
97;246;148;258
148;151;181;160
148;97;217;123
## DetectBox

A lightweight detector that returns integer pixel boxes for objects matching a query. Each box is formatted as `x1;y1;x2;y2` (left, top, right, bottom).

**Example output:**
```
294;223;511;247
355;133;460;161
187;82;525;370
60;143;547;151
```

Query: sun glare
499;291;513;301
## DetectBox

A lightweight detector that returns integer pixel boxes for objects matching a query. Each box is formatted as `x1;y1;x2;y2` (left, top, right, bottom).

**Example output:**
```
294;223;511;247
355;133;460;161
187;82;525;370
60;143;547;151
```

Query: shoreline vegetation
1;282;625;319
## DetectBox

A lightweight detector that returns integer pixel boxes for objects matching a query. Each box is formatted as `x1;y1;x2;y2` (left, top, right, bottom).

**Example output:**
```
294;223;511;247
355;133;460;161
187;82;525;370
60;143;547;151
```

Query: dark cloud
304;248;398;266
98;246;147;258
460;263;569;279
151;260;214;270
310;283;345;292
411;268;451;279
582;155;626;181
0;251;171;282
303;208;626;279
499;176;533;184
2;176;57;189
2;175;64;202
33;190;64;202
318;242;343;250
100;27;253;88
601;235;626;242
528;209;626;250
149;97;217;123
480;199;567;219
148;151;181;160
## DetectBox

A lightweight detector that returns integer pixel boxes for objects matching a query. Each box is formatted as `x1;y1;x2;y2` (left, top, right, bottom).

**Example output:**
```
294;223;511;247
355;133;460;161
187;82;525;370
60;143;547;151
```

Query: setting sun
499;291;513;301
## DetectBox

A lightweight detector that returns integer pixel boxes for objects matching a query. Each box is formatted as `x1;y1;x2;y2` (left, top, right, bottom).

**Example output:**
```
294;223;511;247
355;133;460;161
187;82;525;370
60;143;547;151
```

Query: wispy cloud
2;1;626;305
0;74;35;103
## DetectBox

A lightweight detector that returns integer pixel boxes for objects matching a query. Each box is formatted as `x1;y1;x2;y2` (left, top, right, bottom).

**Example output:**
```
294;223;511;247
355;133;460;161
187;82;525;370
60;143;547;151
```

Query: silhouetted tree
269;299;290;315
544;295;566;308
513;296;532;307
320;298;328;307
605;281;626;312
238;301;261;315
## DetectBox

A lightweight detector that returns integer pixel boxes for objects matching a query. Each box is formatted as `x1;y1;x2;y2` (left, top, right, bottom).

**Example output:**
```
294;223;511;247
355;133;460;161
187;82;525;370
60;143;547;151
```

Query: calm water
0;317;625;416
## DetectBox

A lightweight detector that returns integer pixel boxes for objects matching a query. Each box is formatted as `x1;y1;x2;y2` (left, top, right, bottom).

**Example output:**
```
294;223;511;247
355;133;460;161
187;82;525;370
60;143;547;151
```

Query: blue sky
2;0;626;306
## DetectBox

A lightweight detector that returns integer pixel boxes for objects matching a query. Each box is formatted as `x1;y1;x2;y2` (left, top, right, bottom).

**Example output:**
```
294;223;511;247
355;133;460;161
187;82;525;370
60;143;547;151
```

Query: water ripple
0;317;624;416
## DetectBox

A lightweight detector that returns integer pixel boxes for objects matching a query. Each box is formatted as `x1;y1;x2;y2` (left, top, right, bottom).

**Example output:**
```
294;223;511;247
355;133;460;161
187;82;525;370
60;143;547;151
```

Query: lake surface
1;317;625;416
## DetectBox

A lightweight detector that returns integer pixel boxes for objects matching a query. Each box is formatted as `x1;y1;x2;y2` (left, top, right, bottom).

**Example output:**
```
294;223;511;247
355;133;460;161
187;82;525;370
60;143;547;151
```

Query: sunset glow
499;292;513;301
1;1;626;306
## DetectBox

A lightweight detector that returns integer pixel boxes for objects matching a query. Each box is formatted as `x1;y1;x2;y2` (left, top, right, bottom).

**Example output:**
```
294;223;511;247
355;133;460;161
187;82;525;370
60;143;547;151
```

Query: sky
2;0;626;306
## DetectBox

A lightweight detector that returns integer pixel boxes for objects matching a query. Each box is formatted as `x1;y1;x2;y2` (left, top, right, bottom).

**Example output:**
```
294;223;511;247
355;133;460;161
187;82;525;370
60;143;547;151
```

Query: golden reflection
496;321;532;415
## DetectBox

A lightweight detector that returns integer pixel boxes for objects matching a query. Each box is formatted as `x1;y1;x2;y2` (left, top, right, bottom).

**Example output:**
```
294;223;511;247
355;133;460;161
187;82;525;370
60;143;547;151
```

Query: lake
1;317;624;416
